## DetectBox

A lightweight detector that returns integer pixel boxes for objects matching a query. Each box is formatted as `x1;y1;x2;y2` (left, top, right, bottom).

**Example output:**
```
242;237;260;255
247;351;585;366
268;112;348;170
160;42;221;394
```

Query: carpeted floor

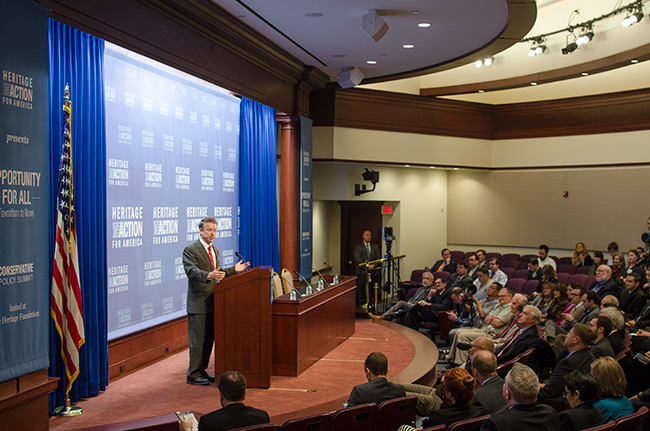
49;320;417;430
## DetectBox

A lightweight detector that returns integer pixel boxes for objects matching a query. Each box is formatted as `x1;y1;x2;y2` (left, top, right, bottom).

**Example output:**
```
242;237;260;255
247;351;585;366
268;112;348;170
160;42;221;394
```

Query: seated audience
473;266;493;301
535;265;559;295
588;251;605;276
446;287;477;336
430;248;456;274
495;305;542;364
538;244;557;271
626;293;650;330
606;241;620;266
472;281;500;326
421;367;483;428
532;282;555;315
545;284;569;323
559;370;605;431
589;316;615;359
471;350;507;415
370;271;434;321
488;258;508;287
610;253;625;284
599;306;626;356
558;285;586;330
179;371;270;431
591;357;634;421
572;242;593;268
468;253;481;280
590;265;621;300
538;324;595;401
616;249;644;286
527;258;543;281
620;272;646;318
480;363;560;431
476;249;488;267
404;278;453;328
447;261;474;292
347;352;405;406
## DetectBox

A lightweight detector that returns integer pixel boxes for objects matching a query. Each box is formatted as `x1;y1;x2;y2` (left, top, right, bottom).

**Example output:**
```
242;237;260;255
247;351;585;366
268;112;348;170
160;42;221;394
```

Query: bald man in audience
472;350;507;415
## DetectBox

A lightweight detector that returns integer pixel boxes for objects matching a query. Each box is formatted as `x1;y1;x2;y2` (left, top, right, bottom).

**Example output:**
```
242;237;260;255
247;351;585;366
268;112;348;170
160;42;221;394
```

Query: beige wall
310;126;650;275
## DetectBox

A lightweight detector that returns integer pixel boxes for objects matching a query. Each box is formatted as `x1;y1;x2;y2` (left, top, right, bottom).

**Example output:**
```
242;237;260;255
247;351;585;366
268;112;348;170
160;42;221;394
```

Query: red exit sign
382;205;392;214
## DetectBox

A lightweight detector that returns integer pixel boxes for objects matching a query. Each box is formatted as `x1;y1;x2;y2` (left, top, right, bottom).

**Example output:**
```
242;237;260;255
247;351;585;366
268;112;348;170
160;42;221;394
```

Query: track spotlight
528;39;547;57
562;42;578;55
576;26;594;46
475;57;495;68
622;10;644;27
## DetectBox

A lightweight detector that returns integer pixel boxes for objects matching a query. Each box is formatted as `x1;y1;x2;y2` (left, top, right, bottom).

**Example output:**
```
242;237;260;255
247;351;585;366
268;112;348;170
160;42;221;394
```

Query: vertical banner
0;0;50;382
299;117;313;279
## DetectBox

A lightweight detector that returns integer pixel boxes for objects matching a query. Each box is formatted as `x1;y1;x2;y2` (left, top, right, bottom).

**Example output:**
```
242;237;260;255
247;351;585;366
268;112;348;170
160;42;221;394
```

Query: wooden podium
213;266;271;388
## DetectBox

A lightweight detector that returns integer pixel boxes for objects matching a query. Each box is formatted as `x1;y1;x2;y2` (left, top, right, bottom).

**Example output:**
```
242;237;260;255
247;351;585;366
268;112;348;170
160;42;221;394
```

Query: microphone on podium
324;261;340;284
292;270;312;296
235;251;250;271
309;266;329;290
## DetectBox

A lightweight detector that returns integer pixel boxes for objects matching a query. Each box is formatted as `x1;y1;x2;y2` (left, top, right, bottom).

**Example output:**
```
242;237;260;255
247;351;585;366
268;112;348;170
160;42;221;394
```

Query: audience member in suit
448;261;474;292
495;305;541;364
589;316;615;359
527;257;543;281
480;363;560;431
539;324;595;401
590;265;622;299
179;371;270;431
431;248;457;274
488;258;508;288
353;229;382;306
183;217;249;385
404;278;453;328
471;350;507;415
467;253;481;281
421;367;483;428
626;298;650;331
347;351;405;406
620;272;646;318
370;271;434;321
591;357;634;421
558;370;605;431
599;306;626;356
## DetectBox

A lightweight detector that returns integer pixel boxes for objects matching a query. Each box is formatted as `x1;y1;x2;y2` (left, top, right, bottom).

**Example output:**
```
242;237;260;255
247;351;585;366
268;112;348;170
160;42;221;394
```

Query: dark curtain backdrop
48;19;108;411
239;97;280;273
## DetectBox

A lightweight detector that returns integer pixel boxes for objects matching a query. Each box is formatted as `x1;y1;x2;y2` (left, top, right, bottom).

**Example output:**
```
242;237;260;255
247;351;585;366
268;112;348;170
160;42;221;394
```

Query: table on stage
271;275;356;376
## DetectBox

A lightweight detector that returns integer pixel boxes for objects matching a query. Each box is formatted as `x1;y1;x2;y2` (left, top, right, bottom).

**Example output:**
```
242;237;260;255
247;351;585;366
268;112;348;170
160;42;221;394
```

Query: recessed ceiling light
631;59;639;63
366;60;377;65
411;10;420;15
531;82;538;86
418;23;431;28
453;168;459;171
478;90;485;93
403;44;415;49
581;72;589;76
304;12;323;18
429;166;436;169
404;164;411;167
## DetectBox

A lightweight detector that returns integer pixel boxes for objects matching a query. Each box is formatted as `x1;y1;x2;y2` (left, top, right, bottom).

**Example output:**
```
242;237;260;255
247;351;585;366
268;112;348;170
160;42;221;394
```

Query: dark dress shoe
186;375;210;386
201;372;215;382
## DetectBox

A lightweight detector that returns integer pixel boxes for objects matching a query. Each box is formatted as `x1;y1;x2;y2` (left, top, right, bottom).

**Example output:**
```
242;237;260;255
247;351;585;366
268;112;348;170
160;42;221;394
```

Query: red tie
498;329;521;357
207;246;216;269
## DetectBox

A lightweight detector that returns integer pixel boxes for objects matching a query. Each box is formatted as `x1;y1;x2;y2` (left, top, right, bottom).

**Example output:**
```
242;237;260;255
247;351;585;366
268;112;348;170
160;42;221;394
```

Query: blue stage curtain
48;19;108;411
239;97;280;272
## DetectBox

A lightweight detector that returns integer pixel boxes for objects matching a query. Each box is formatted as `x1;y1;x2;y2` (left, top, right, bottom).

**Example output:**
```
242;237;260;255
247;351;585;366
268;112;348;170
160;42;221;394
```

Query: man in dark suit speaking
183;217;248;385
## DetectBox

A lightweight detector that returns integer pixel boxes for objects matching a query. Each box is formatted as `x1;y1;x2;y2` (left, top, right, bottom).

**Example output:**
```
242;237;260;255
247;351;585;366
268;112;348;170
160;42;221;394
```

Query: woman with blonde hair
421;367;483;428
591;357;634;421
572;242;593;267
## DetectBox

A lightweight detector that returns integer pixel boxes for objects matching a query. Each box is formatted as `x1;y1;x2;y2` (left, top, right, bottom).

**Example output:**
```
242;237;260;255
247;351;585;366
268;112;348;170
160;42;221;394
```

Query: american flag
51;86;85;396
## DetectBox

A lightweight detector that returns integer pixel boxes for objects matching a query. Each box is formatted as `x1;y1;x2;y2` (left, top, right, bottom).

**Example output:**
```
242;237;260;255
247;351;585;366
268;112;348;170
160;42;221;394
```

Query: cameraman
474;282;501;325
446;287;479;342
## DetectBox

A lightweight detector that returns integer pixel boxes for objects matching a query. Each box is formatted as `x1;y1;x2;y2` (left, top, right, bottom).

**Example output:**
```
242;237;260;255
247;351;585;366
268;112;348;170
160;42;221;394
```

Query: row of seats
232;398;648;431
448;250;576;267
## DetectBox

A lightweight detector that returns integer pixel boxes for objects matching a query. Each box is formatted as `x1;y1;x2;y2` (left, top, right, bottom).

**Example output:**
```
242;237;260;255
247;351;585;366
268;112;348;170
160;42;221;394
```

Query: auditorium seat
421;425;446;431
582;422;615;431
514;269;528;280
281;268;295;294
497;348;537;379
613;406;648;431
280;412;332;431
433;271;451;282
567;274;589;289
463;251;475;262
375;395;418;431
403;269;425;289
501;267;515;279
522;280;539;297
235;424;282;431
543;397;570;413
506;278;525;294
557;273;570;285
447;414;491;431
520;254;537;267
501;253;521;262
450;250;465;264
486;252;502;261
331;402;376;431
501;260;520;270
438;311;457;342
576;266;592;275
557;257;573;266
558;264;577;274
272;271;284;298
586;276;596;288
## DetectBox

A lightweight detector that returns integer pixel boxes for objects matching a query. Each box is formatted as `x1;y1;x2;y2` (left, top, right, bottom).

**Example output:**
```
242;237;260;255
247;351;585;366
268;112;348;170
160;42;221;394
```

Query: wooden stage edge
271;318;439;424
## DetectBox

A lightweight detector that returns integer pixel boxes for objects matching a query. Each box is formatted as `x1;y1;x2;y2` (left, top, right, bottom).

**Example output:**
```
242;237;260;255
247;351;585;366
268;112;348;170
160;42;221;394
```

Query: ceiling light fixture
527;38;547;57
576;25;594;45
561;33;578;55
475;57;495;68
366;60;377;64
418;23;431;28
337;67;364;89
402;44;415;49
